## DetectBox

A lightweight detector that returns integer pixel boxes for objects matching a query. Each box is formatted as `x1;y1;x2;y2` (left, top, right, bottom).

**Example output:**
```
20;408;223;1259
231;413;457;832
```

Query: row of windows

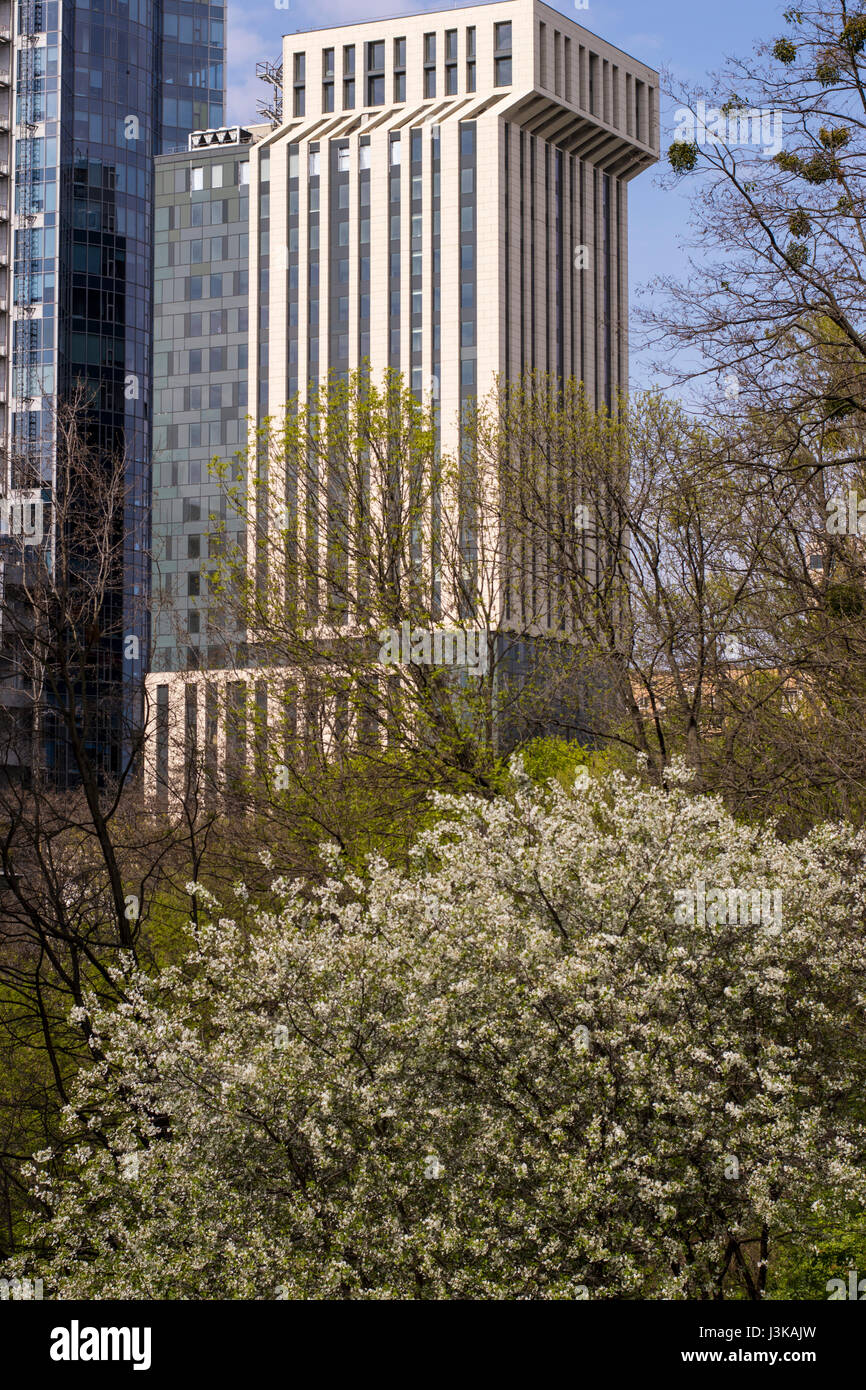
291;22;511;114
286;136;478;183
155;197;245;230
159;380;245;411
156;270;247;303
189;162;249;191
155;233;248;267
155;307;247;341
186;270;248;298
154;343;248;377
153;416;244;451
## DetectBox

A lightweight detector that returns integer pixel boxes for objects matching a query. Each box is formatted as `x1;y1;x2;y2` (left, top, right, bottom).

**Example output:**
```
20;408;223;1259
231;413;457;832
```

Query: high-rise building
146;1;658;794
151;125;259;678
253;0;657;436
0;0;225;784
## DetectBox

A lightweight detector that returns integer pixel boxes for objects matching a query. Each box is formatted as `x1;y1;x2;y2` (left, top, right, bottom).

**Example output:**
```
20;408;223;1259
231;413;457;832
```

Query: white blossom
8;773;866;1300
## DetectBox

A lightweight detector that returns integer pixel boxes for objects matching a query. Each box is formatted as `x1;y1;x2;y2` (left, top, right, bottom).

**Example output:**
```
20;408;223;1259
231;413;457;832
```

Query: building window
322;46;335;111
344;78;355;108
494;21;512;86
344;45;355;76
191;166;204;190
445;28;457;92
424;32;436;97
366;39;385;104
293;52;306;114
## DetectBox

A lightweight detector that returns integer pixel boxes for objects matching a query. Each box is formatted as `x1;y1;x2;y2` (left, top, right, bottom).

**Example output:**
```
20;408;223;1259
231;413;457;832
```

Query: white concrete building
251;0;658;441
145;1;659;797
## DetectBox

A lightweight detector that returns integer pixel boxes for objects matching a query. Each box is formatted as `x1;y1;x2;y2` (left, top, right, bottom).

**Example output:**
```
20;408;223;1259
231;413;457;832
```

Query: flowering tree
12;765;866;1299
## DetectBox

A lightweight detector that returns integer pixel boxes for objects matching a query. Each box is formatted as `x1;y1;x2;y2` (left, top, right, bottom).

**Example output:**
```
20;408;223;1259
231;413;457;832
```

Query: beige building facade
252;0;658;443
145;1;659;798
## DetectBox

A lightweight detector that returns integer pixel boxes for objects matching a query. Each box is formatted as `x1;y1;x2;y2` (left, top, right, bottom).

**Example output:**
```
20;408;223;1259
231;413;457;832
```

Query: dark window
494;21;513;89
394;36;407;104
323;48;335;77
424;32;436;97
294;51;306;114
366;39;385;105
445;30;457;61
344;78;355;108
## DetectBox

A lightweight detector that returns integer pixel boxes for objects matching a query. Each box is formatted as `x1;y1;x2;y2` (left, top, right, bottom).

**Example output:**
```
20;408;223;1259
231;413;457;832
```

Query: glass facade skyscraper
152;128;253;677
0;0;225;782
158;3;226;153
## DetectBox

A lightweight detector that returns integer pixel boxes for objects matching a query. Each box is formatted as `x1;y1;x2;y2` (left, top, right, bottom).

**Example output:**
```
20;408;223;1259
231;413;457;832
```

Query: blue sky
225;0;787;386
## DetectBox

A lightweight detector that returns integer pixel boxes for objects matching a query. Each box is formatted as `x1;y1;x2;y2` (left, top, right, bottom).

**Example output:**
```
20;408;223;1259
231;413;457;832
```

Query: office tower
252;0;657;438
146;1;659;792
0;0;225;784
151;125;258;679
